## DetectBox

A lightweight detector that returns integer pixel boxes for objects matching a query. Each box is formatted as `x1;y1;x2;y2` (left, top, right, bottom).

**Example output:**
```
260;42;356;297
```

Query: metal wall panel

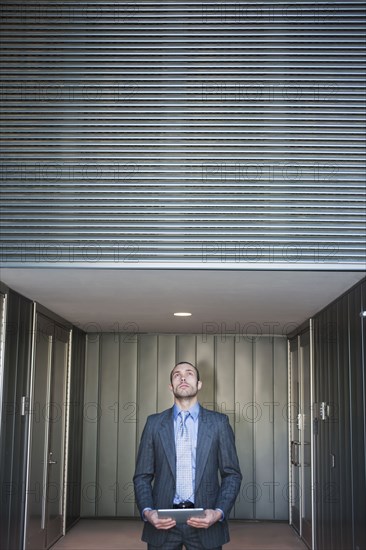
81;335;100;517
66;327;86;529
337;294;353;550
254;338;274;519
317;307;331;550
1;2;365;268
117;337;138;516
83;332;288;520
176;334;196;365
196;335;215;409
137;335;158;443
327;302;340;550
97;334;119;516
216;337;235;429
234;338;254;519
157;334;176;411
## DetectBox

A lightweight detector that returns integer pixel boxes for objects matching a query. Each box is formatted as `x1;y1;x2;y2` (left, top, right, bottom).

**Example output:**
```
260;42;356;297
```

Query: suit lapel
195;406;213;490
158;407;176;478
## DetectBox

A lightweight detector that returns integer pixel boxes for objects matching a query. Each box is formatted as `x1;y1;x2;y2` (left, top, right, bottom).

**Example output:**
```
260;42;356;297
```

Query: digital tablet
157;508;205;522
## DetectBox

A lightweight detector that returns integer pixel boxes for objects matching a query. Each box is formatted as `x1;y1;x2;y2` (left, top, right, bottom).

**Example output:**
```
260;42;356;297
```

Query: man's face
169;363;202;399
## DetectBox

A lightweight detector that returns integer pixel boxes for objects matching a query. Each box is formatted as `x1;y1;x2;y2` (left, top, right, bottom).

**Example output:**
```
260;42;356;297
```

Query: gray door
25;314;69;550
45;323;69;547
289;328;313;549
289;337;301;533
300;330;312;548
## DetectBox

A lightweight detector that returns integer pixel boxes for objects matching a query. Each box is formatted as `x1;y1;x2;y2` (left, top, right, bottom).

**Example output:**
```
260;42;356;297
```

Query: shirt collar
173;401;200;421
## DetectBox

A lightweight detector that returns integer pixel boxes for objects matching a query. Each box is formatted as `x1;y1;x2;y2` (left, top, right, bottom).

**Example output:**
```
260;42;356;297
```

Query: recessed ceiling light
173;312;192;317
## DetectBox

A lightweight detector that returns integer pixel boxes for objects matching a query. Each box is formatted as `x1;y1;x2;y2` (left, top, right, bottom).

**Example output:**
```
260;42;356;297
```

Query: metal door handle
48;451;57;464
297;413;302;430
291;440;301;466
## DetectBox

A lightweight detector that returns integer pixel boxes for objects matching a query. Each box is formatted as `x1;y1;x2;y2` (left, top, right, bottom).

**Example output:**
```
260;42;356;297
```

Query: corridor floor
52;519;308;550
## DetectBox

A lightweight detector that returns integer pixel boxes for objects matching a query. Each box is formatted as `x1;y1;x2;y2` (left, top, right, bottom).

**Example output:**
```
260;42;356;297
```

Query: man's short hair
170;361;200;383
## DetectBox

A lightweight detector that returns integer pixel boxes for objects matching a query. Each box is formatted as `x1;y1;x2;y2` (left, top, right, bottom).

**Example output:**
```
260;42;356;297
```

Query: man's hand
186;509;222;529
144;509;176;530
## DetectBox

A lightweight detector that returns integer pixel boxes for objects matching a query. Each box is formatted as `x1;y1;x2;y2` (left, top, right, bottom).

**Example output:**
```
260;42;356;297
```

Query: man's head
170;361;200;383
169;361;202;401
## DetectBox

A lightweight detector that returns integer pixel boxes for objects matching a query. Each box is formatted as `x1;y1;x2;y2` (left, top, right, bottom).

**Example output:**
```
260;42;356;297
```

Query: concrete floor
52;519;308;550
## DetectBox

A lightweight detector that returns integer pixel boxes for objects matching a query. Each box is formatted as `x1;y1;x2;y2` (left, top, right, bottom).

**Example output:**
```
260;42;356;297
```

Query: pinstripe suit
133;405;242;549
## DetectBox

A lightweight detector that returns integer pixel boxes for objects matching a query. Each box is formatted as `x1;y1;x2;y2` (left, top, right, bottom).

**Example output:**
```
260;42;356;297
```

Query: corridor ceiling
0;268;364;334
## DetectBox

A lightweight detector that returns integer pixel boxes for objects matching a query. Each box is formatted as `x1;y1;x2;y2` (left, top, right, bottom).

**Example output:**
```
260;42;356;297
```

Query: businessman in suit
133;361;242;549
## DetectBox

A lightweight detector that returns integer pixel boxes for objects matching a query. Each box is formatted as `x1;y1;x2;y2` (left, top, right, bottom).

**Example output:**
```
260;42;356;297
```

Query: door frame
288;320;316;549
0;290;8;451
23;304;72;550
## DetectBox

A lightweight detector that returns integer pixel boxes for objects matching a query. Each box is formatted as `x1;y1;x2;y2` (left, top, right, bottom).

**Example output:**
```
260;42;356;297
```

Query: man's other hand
186;509;222;528
144;509;176;530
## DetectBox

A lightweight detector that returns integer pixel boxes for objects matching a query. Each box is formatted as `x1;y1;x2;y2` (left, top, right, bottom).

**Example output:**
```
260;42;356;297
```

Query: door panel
26;316;52;550
46;325;69;548
289;329;313;549
26;315;69;550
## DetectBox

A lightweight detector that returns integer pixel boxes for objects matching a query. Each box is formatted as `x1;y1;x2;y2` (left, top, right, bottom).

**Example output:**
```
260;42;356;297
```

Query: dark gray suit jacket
133;405;242;548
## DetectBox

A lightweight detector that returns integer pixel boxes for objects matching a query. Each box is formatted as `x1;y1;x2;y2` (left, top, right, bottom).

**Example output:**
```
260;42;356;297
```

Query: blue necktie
176;411;193;502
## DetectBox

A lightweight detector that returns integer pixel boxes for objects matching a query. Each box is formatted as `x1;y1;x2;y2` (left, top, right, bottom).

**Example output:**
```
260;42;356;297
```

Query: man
133;361;242;550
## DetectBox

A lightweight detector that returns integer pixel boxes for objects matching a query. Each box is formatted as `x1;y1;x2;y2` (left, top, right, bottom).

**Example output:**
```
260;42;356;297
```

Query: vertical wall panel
97;334;119;515
255;338;274;519
81;335;100;517
137;335;158;443
234;338;254;519
196;335;215;410
337;294;353;550
157;335;176;411
216;337;235;429
117;338;138;516
320;308;331;550
176;335;196;365
66;327;86;529
84;332;288;520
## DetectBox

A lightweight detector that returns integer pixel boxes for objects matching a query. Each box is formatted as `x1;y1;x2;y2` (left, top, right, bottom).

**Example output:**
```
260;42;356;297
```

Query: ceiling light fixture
173;312;192;317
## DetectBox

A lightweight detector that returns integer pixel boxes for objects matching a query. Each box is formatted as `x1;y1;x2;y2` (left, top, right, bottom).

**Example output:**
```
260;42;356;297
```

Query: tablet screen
157;508;205;523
